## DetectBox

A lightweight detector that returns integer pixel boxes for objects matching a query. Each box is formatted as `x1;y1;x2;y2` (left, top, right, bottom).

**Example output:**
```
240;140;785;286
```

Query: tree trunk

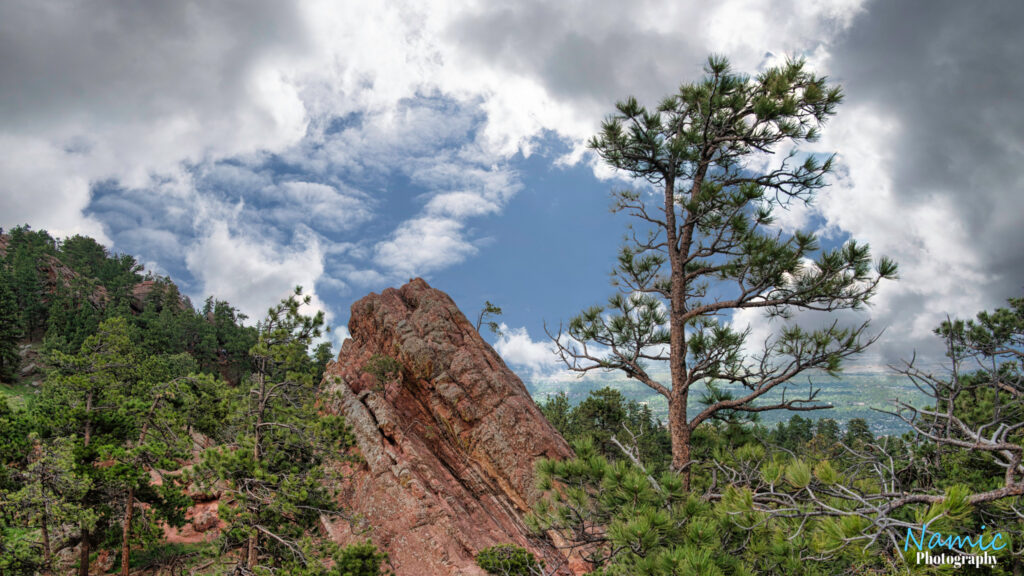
78;528;90;576
121;487;134;576
665;174;693;489
121;395;159;576
246;533;258;571
246;368;265;571
80;390;94;576
668;394;692;490
40;507;52;575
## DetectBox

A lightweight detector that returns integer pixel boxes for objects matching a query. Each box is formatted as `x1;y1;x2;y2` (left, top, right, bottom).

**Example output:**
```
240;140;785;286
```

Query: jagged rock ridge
322;278;575;575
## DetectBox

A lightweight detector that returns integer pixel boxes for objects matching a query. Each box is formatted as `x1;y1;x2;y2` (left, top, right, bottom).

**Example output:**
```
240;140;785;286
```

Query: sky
1;0;1022;384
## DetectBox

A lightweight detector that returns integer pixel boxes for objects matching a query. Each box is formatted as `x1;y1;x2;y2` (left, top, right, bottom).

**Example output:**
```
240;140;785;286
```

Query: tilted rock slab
322;278;575;575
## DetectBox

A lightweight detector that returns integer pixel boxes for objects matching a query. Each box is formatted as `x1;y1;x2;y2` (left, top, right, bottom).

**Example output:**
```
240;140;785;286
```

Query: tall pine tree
199;288;351;573
552;56;897;486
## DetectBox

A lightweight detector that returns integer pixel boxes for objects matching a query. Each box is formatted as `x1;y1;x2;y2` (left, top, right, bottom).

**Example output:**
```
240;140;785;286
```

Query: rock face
322;279;575;575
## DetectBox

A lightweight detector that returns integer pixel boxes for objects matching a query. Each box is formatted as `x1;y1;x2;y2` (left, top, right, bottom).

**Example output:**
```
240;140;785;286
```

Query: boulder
322;278;576;575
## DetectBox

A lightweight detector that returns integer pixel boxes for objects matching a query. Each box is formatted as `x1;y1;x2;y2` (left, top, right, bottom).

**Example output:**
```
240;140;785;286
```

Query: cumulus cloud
374;216;478;278
492;323;651;386
735;0;1024;362
184;221;327;323
2;0;1017;367
493;325;561;378
0;0;308;236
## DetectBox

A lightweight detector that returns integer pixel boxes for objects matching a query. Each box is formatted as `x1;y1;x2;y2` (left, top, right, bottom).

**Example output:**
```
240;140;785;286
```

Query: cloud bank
2;0;1020;372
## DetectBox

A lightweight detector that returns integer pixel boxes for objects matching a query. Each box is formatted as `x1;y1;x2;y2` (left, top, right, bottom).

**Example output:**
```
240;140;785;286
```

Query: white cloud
18;0;980;363
727;103;995;363
270;181;373;232
184;221;328;324
798;105;990;358
1;0;868;236
373;217;477;278
493;325;560;378
493;323;644;385
425;192;501;218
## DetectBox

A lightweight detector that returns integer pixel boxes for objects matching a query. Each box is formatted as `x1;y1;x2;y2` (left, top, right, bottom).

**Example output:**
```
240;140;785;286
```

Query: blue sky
2;0;1023;381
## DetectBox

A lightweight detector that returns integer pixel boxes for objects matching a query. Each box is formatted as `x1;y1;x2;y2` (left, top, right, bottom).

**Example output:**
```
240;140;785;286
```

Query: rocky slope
322;278;577;575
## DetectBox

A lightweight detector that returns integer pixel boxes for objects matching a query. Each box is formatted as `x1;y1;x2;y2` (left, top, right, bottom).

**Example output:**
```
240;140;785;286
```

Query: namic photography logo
904;523;1006;568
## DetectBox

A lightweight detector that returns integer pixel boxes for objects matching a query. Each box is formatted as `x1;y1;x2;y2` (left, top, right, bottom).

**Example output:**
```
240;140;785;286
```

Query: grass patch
0;381;35;409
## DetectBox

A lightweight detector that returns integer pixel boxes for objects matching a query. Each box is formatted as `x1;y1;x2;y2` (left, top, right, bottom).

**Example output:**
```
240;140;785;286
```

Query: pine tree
552;56;897;486
109;353;208;576
6;228;49;340
4;435;93;575
198;288;351;573
0;266;21;379
36;318;196;576
36;317;141;576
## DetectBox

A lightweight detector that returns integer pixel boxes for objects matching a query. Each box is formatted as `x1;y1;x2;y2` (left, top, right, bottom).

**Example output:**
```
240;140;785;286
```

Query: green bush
476;544;542;576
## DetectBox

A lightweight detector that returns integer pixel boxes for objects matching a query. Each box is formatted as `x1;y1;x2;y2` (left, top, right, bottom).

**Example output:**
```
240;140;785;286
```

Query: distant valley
527;370;931;436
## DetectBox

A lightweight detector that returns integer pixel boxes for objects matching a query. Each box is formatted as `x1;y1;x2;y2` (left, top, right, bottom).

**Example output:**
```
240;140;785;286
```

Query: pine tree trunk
246;368;265;572
78;528;90;576
121;487;134;576
40;507;52;575
121;395;159;576
666;170;694;490
80;390;94;576
246;534;258;570
669;395;692;490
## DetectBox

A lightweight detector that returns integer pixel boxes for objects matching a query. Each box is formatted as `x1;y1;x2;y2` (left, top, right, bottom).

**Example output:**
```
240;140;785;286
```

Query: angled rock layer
322;278;574;575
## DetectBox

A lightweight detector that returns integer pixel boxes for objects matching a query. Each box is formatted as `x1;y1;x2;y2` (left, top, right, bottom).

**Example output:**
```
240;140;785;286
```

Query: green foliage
42;273;104;355
539;387;672;474
559;55;897;474
0;399;32;488
197;296;258;385
329;541;394;576
313;341;334;385
0;227;364;573
198;287;353;573
476;300;504;336
0;226;261;393
766;414;813;450
538;392;572;435
57;234;143;294
476;544;543;576
1;435;94;573
26;316;217;574
3;225;52;339
531;441;824;575
363;354;402;388
0;264;21;379
842;418;873;447
255;539;394;576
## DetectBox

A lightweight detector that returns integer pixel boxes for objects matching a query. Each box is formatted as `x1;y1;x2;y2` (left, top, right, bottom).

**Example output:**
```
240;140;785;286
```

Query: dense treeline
0;225;258;382
0;226;387;576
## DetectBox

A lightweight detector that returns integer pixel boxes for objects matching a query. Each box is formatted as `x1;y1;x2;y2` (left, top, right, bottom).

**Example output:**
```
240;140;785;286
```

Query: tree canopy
551;56;897;482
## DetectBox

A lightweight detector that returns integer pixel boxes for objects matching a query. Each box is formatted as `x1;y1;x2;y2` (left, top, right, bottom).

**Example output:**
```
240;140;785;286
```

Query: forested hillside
2;224;1024;575
0;225;263;389
0;225;380;575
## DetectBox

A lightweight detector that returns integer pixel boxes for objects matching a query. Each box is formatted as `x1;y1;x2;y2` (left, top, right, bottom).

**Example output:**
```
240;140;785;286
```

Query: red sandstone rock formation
322;278;576;575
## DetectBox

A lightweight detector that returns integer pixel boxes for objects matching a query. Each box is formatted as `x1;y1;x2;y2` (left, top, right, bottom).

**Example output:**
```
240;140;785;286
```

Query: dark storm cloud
0;0;306;132
829;0;1024;338
448;1;708;114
